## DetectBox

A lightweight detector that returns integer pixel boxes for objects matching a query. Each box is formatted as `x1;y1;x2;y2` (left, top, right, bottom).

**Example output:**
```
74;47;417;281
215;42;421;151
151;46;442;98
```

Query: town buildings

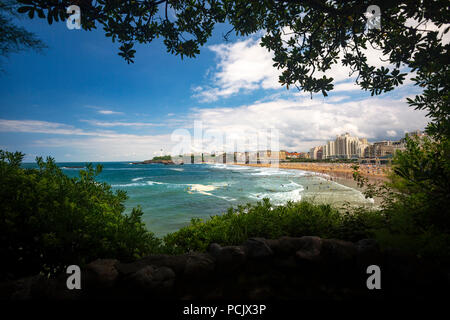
285;151;310;159
307;131;423;161
175;131;423;164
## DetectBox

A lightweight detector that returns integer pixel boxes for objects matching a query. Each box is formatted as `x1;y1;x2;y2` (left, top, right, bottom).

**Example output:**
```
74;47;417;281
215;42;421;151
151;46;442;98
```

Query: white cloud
0;120;91;136
193;38;281;102
0;91;430;161
32;134;173;161
192;37;383;102
188;95;429;151
85;105;125;115
326;96;351;102
334;82;361;92
97;110;124;115
193;19;450;103
0;119;175;161
81;120;163;127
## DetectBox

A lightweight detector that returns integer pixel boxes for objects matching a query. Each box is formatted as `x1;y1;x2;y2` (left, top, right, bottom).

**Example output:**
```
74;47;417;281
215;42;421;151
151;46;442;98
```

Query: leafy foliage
152;155;172;160
388;135;450;233
14;0;449;137
163;198;385;253
352;134;450;258
0;150;160;279
0;0;46;65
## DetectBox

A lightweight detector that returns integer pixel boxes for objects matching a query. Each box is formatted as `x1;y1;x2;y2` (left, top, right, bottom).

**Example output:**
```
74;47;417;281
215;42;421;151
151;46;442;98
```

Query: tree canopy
0;0;46;64
13;0;450;137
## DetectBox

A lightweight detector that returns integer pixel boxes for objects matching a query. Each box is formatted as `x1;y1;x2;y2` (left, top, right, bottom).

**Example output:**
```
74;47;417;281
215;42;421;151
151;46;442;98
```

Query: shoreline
230;162;388;205
231;162;388;183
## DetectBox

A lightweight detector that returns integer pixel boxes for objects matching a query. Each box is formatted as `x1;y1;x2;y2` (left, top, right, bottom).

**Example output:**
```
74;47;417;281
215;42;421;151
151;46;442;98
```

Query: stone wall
0;236;447;300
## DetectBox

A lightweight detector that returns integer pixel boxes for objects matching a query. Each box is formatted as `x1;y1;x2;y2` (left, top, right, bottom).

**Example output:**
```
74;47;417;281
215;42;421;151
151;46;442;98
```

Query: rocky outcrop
132;159;175;165
1;236;448;300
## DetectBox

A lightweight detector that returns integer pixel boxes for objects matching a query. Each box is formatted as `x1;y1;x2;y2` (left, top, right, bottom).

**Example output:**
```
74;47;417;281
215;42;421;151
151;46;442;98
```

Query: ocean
24;162;374;237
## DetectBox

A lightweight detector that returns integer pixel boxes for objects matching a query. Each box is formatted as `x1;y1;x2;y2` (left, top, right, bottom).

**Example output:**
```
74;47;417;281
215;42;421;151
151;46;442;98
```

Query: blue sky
0;9;431;162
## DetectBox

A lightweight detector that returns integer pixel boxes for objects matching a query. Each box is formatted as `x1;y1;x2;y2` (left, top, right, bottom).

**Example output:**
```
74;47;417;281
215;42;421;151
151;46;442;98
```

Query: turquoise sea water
24;162;374;237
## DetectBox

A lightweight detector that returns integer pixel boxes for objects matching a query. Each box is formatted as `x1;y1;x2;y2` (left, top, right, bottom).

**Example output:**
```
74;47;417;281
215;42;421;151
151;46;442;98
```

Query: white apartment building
320;133;365;159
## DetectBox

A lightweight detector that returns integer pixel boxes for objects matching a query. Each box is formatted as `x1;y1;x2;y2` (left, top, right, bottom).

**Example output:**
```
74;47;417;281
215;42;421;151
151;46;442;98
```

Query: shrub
163;198;385;253
0;151;160;279
352;135;450;259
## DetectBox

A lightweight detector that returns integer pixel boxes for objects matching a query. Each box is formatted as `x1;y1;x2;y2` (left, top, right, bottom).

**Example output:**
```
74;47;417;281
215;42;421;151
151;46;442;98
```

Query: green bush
0;151;160;279
163;199;386;253
151;155;172;161
352;135;450;259
388;136;450;233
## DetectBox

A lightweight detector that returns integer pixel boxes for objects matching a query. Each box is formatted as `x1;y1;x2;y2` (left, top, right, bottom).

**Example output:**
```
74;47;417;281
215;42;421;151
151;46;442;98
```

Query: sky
0;7;436;162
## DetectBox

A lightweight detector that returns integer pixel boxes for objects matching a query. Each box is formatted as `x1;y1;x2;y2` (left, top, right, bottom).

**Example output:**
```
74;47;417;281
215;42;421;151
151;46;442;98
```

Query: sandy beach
234;162;388;182
232;162;389;205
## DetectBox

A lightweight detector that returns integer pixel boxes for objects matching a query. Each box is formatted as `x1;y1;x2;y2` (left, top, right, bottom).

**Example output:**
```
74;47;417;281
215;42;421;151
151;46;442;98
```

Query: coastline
231;162;388;205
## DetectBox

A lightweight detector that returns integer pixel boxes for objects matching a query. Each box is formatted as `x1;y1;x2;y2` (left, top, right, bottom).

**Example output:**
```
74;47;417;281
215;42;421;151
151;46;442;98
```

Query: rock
321;239;357;262
85;259;119;288
276;236;319;256
295;247;322;262
132;159;174;165
117;254;188;276
356;239;380;255
295;236;323;262
8;274;79;300
127;265;175;294
244;238;273;259
265;239;281;252
273;256;298;269
184;253;215;278
208;243;222;256
208;244;246;271
2;235;446;300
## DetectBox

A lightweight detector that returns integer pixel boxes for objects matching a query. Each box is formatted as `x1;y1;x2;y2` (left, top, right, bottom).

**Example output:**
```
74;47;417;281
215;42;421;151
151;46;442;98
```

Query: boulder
127;265;175;294
321;239;357;262
208;243;246;272
184;253;215;278
294;236;324;262
244;238;273;259
8;274;79;300
276;236;321;256
117;254;188;276
85;259;119;288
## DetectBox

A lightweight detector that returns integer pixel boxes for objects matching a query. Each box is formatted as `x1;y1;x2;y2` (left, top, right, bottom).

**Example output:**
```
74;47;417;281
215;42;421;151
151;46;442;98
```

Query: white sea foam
102;167;145;171
183;183;236;201
211;182;230;187
213;195;237;201
187;184;217;192
250;168;307;177
249;186;304;204
112;181;165;187
283;180;301;188
207;163;254;171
